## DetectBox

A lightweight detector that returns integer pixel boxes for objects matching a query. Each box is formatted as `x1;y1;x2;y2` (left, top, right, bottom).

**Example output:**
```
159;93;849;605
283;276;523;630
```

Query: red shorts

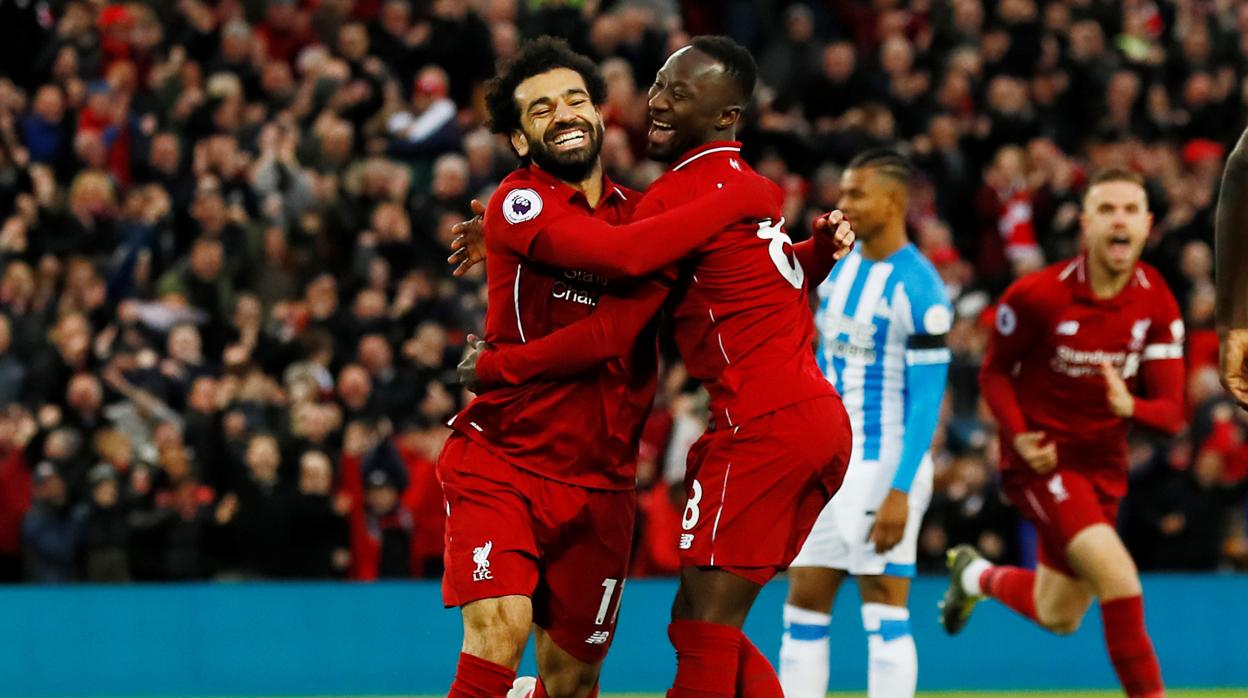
678;396;852;585
437;434;636;663
1002;468;1120;576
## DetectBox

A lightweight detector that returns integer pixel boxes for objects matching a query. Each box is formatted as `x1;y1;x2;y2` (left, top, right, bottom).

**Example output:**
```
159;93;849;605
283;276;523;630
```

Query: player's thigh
534;484;635;665
534;626;601;698
1003;468;1109;577
856;574;911;607
786;566;849;613
678;397;851;575
460;594;534;669
1033;563;1094;635
440;436;541;610
1066;522;1142;600
853;457;932;579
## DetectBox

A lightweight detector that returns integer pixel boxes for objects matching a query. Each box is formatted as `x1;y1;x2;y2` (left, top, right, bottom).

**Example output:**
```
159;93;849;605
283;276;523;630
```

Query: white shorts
789;454;934;577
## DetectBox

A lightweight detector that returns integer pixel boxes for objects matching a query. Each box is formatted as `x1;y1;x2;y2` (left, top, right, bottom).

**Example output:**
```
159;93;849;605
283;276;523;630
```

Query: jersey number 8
756;218;805;289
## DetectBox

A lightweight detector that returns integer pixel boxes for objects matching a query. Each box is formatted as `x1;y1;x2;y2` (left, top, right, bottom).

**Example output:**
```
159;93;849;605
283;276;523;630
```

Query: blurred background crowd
0;0;1246;584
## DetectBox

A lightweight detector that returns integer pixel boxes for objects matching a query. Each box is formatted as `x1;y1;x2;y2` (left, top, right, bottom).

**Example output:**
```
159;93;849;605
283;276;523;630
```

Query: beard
527;119;604;182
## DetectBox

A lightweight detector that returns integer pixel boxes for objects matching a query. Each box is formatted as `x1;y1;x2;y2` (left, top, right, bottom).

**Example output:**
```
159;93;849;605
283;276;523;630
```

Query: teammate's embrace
941;169;1184;698
438;38;777;698
780;150;950;698
460;37;854;698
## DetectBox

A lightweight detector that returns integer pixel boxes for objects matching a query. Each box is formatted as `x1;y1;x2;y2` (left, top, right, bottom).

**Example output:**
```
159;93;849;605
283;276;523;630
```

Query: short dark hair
484;36;606;137
847;148;915;186
1086;167;1145;191
689;35;757;104
1083;167;1148;206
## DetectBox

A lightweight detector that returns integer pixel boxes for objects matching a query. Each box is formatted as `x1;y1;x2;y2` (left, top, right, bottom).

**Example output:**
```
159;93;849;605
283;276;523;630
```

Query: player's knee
1043;616;1083;636
786;579;835;613
540;663;600;698
461;599;531;667
1036;602;1085;636
1086;558;1142;600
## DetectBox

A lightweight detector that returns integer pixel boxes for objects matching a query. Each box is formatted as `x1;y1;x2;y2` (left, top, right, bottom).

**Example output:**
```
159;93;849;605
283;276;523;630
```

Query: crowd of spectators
0;0;1246;583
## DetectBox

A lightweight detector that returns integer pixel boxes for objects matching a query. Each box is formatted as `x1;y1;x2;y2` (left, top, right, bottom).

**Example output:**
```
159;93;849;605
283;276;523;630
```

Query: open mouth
648;117;675;145
1108;233;1133;259
548;127;588;152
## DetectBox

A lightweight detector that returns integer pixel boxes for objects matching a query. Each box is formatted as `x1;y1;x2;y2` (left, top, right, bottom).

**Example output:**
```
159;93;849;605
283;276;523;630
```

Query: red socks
980;566;1039;623
1101;596;1164;698
667;620;745;698
736;635;784;698
447;652;516;698
666;620;782;698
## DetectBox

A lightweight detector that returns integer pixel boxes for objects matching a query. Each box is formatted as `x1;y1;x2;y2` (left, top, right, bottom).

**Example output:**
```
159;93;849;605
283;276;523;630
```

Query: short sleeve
901;258;954;363
486;185;558;257
988;273;1049;362
905;264;953;336
1143;279;1185;362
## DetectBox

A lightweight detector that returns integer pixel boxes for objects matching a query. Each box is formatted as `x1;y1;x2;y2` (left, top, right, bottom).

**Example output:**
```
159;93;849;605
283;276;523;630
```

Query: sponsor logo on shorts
586;631;611;645
1047;474;1069;504
472;541;493;581
679;533;694;550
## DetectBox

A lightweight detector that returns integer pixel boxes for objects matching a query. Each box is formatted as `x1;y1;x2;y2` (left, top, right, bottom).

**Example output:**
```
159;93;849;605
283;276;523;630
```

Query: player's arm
1215;125;1248;407
895;335;951;492
870;295;952;553
793;211;856;284
1130;358;1185;434
1104;290;1186;433
979;281;1057;472
471;278;671;389
525;178;776;278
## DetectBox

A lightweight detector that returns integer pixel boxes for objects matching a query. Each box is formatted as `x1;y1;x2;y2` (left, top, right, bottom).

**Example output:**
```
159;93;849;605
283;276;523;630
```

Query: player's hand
457;333;494;393
1100;360;1135;418
1219;329;1248;410
814;209;856;260
448;199;487;277
1013;431;1057;474
868;488;909;554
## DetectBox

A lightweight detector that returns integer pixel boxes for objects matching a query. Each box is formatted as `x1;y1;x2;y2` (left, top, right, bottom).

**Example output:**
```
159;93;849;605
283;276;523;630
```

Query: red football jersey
633;141;836;428
448;165;656;491
981;256;1186;492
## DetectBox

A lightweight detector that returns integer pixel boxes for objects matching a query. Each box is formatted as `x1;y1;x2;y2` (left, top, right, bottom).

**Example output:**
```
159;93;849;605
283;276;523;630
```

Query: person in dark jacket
21;461;86;582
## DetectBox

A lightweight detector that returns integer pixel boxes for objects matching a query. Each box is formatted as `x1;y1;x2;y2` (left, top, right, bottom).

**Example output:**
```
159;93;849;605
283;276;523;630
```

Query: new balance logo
472;541;493;581
679;533;694;550
586;631;611;645
1047;475;1070;503
1056;321;1079;336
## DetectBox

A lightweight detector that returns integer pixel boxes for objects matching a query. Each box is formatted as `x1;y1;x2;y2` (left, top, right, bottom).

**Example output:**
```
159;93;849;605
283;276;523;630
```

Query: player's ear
510;130;530;158
717;105;742;130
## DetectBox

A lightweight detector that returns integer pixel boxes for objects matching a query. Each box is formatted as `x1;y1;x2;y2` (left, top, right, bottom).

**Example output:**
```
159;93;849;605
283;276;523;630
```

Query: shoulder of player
486;175;559;232
1133;261;1174;294
1132;261;1182;314
994;263;1071;327
1012;260;1076;299
893;252;952;330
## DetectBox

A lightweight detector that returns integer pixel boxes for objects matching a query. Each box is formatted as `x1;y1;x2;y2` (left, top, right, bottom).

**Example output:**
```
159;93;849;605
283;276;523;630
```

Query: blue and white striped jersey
815;244;952;491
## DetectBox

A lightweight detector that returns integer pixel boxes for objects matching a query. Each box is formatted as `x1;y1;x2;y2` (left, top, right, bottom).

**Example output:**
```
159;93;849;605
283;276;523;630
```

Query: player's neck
568;161;606;208
1086;258;1134;299
860;223;907;261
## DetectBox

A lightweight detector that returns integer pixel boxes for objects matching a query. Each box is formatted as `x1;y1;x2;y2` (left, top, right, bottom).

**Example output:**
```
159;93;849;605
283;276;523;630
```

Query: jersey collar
669;141;744;172
1061;255;1149;305
526;164;629;208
